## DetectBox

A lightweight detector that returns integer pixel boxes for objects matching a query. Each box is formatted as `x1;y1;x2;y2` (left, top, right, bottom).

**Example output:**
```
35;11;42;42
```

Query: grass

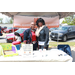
0;42;75;47
0;43;12;45
49;42;75;47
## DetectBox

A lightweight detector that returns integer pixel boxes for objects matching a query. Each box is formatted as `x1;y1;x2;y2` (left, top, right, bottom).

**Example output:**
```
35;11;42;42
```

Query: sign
21;44;33;56
13;15;59;28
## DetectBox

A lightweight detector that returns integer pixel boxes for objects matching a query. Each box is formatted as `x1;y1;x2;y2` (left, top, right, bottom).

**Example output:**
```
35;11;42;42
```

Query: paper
38;41;44;45
38;41;49;45
21;44;33;56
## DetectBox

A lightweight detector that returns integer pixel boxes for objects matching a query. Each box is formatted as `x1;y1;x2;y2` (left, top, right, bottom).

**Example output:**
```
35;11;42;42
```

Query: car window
14;28;17;29
7;27;12;29
58;27;68;30
15;29;25;33
68;27;72;31
72;26;75;31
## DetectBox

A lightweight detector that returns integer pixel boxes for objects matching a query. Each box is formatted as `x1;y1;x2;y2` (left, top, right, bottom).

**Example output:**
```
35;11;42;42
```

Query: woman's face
30;22;35;30
38;22;43;27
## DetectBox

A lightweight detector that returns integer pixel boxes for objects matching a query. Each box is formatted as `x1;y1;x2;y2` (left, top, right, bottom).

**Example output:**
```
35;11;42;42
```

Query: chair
57;44;72;57
15;44;21;50
12;41;21;50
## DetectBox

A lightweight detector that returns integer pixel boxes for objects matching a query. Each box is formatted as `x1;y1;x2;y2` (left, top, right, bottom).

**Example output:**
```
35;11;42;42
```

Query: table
0;49;73;62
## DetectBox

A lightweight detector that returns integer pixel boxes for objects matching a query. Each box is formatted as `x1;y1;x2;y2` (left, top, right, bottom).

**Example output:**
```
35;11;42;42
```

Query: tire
6;40;9;43
9;30;12;33
62;35;67;42
6;39;12;43
21;37;23;42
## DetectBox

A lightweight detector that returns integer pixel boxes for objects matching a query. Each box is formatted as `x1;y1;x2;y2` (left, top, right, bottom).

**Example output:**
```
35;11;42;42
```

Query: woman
35;18;49;50
14;32;21;42
23;21;38;50
12;32;21;45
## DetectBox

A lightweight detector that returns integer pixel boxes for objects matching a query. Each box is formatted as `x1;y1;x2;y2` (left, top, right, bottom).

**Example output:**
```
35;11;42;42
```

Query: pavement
0;24;75;62
0;33;75;62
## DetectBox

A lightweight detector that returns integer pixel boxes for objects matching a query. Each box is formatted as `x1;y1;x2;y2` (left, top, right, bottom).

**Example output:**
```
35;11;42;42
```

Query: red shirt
31;31;36;41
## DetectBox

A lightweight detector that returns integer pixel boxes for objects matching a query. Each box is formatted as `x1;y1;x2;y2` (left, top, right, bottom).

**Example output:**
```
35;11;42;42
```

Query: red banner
13;15;59;28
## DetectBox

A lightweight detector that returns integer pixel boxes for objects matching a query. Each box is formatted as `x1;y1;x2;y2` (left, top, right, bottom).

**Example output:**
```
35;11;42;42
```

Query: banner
13;15;59;28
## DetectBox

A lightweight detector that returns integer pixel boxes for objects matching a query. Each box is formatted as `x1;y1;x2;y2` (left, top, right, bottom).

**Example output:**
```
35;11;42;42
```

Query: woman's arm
44;26;49;47
23;30;28;44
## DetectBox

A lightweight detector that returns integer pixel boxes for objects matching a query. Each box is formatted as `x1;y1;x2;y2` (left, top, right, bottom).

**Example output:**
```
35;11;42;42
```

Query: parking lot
0;32;75;43
0;24;75;62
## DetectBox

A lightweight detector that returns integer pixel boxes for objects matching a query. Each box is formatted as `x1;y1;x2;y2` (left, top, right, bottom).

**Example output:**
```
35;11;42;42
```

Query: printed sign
13;15;59;28
21;44;33;56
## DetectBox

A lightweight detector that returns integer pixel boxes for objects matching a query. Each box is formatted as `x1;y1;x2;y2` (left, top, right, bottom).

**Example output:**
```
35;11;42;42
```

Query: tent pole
13;16;14;42
57;19;60;46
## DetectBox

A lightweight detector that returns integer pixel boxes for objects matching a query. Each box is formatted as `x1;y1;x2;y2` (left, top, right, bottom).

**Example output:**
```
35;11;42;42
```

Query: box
0;44;18;57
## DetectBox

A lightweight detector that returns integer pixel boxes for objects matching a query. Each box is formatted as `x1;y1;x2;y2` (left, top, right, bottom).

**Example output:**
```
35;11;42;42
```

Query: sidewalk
0;24;13;27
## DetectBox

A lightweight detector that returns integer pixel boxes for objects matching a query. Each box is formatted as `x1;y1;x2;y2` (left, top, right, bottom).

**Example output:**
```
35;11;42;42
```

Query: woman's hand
24;42;26;44
44;47;46;49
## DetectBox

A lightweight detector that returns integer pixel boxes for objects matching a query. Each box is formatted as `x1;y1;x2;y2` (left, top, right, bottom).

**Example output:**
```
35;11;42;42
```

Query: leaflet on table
21;44;33;56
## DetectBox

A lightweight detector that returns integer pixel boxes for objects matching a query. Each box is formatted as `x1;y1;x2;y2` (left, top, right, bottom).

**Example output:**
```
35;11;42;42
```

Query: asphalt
0;24;75;62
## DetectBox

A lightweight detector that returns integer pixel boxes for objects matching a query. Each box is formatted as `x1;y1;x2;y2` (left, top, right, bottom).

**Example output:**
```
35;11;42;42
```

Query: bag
57;44;72;57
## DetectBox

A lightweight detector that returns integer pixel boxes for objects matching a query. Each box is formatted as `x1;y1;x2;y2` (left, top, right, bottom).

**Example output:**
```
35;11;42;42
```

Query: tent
1;12;75;19
13;15;59;28
1;12;75;42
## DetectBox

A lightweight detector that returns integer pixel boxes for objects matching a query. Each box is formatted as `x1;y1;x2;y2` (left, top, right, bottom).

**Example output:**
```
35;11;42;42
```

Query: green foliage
62;16;75;25
0;18;3;24
9;18;13;24
5;18;13;24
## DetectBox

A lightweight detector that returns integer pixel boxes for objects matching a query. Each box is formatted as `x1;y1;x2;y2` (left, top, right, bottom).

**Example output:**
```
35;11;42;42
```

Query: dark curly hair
14;32;20;36
36;18;45;27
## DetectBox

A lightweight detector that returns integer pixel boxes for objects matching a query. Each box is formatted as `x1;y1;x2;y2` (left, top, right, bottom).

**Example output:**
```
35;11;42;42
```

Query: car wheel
21;37;23;42
9;30;12;33
6;40;9;43
62;35;67;42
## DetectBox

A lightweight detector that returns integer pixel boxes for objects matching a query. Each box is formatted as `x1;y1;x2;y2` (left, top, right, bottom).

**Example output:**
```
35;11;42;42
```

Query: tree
5;17;13;24
62;15;75;25
9;18;13;24
0;18;3;24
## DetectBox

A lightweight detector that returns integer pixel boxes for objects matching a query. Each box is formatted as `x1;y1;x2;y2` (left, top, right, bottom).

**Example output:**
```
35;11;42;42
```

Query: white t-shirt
15;36;21;42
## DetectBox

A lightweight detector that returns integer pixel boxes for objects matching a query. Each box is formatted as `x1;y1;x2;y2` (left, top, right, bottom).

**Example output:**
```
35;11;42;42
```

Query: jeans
33;42;38;51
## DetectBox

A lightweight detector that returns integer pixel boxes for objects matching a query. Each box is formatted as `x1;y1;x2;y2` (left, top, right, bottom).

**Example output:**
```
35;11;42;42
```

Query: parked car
2;26;7;31
0;26;3;36
0;26;7;32
3;27;18;33
50;25;75;42
49;27;58;32
6;28;28;43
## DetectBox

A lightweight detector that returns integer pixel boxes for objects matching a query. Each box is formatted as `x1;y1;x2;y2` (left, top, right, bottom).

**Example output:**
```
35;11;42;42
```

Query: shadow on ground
0;38;5;39
71;50;75;62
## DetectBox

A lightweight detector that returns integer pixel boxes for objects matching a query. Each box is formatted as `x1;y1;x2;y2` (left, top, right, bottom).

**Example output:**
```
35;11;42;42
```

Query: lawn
0;42;75;47
49;42;75;48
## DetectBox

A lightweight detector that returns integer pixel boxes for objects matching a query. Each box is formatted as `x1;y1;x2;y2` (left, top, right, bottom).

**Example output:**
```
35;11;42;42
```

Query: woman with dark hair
14;32;21;42
35;18;49;50
12;32;21;50
23;21;38;50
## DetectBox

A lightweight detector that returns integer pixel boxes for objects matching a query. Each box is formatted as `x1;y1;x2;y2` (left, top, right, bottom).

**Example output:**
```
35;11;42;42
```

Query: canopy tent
1;12;75;19
13;15;59;28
